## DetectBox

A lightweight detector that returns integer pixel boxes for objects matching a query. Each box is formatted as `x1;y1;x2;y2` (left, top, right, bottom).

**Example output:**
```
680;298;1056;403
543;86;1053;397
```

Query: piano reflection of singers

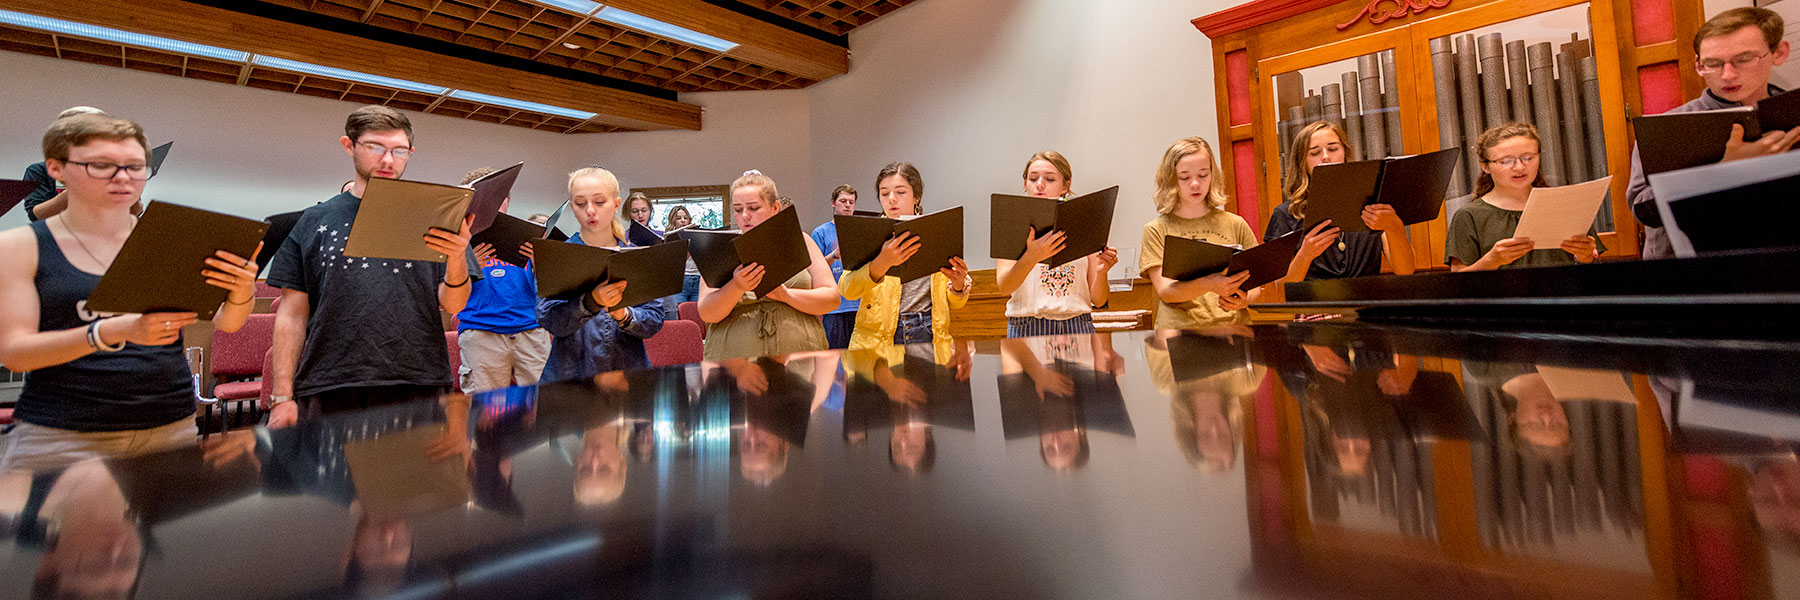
998;335;1134;471
1143;328;1267;472
840;342;975;475
700;354;837;486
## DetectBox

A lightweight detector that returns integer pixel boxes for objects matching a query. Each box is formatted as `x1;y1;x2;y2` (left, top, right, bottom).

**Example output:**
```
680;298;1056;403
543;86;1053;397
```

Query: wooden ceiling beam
597;0;848;81
5;0;701;131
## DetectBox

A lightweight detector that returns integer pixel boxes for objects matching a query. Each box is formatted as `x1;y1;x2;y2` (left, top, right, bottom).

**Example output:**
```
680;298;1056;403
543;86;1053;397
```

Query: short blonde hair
567;166;627;241
1152;137;1229;215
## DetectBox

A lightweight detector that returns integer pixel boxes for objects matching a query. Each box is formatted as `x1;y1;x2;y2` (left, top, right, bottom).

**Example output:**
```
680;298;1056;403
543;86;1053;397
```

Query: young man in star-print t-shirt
264;105;477;426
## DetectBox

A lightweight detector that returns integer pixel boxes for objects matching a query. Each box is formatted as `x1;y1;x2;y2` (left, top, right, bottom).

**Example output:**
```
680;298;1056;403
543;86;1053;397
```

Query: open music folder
343;177;473;262
1304;148;1461;232
990;186;1118;268
1160;229;1306;290
149;141;172;175
534;237;689;308
678;206;811;297
86;201;268;320
833;206;963;283
466;161;522;234
470;213;546;268
1632;90;1800;176
627;220;698;248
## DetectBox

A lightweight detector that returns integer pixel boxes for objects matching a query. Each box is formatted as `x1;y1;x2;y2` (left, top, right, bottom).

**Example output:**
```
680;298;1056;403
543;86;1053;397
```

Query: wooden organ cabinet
1194;0;1707;275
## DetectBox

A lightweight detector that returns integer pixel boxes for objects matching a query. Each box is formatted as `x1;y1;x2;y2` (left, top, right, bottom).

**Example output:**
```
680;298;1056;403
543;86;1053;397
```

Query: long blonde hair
1152;137;1229;215
1282;121;1357;220
567;166;627;242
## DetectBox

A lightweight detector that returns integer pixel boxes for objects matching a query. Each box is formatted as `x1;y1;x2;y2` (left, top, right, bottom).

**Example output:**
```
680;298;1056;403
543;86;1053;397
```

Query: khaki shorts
0;416;198;472
458;328;552;393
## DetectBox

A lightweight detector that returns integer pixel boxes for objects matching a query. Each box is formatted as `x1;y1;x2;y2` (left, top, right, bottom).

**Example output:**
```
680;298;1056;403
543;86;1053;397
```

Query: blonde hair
567;166;627;242
1282;121;1357;220
1021;151;1074;196
1152;137;1229;215
731;170;780;208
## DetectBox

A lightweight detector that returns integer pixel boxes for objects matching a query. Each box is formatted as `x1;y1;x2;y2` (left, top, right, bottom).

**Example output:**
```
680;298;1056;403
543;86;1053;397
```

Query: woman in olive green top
1446;123;1603;271
697;170;838;360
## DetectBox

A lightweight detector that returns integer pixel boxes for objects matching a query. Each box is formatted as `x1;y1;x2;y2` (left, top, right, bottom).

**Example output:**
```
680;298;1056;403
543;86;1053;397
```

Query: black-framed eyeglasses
354;141;413;160
61;160;154;181
1696;51;1771;74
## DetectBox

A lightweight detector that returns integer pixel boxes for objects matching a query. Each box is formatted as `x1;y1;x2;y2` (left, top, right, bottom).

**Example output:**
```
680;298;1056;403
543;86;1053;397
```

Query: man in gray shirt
1627;7;1799;259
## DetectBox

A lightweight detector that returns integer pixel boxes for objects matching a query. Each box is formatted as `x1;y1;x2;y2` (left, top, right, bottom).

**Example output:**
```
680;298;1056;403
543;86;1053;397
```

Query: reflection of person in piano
574;419;628;506
5;460;141;599
707;354;836;486
1501;371;1571;453
1751;456;1800;544
1144;329;1264;473
1000;335;1134;471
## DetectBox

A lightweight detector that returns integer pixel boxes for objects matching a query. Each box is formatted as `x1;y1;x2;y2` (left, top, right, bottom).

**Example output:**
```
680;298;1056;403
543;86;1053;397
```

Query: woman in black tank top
0;115;260;443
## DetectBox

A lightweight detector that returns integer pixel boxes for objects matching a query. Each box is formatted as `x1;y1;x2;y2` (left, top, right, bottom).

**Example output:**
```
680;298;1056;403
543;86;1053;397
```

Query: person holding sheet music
667;206;703;304
1629;7;1798;259
697;170;838;360
810;184;862;349
1264;121;1416;279
458;167;550;393
1138;137;1262;330
0;114;260;470
839;162;972;350
536;167;665;382
1447;123;1604;271
265;106;476;427
19;106;106;222
993;152;1119;337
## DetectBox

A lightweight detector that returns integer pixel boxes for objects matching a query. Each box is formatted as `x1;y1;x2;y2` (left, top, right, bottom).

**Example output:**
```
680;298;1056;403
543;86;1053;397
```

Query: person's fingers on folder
1723;124;1800;162
590;280;628;309
940;257;971;291
423;214;475;257
472;242;497;264
1090;246;1119;272
1218;290;1251;312
1022;227;1067;263
519;242;534;264
1035;370;1075;398
426;427;472;463
121;312;198;346
1560;235;1599;262
876;232;923;272
1299;220;1340;262
729;263;766;294
203;246;261;302
1361;204;1405;232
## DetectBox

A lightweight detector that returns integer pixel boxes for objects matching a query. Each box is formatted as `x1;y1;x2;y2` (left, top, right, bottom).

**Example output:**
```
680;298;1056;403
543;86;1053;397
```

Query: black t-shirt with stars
268;192;466;397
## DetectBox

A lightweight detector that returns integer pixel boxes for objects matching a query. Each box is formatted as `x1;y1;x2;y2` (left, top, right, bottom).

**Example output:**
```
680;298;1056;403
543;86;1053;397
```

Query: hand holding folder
678;206;811;297
1511;176;1611;246
1160;230;1307;291
343;177;473;262
834;207;963;283
990;186;1118;268
534;238;690;308
1304;148;1461;232
470;213;546;267
1633;91;1800;175
86;201;268;320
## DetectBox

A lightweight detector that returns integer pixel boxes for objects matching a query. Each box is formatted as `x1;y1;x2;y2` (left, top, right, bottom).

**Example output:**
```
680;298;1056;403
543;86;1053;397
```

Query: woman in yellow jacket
839;162;972;351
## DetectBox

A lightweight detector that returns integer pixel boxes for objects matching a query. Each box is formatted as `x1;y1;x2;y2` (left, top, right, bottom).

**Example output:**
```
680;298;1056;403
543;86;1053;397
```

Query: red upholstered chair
676;301;705;339
253;280;280;298
646;320;703;367
211;314;276;400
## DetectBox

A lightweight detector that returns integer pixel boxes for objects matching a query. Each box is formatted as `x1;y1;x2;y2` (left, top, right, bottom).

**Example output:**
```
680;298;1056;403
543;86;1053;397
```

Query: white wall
0;51;590;231
806;0;1234;270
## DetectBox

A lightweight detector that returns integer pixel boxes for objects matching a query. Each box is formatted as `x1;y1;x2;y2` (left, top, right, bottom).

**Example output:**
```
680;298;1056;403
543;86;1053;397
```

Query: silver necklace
55;216;111;270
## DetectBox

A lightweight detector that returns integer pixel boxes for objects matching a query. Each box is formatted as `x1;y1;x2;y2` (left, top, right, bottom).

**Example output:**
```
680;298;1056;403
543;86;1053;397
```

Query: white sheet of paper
1512;176;1612;246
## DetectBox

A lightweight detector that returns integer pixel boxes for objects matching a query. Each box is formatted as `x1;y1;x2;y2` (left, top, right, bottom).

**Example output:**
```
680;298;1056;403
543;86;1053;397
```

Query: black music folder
86;201;268;320
851;209;884;217
466;161;522;234
1305;148;1461;232
149;141;172;175
343;426;473;522
534;238;689;308
1161;229;1305;290
1166;331;1257;382
990;186;1119;268
0;178;33;218
257;210;304;274
678;206;810;297
1633;91;1800;176
834;206;963;283
343;177;473;262
471;213;546;268
627;220;697;248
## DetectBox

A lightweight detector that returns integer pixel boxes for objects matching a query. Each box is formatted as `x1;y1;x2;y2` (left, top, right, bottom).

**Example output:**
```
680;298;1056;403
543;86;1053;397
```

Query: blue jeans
893;312;933;345
680;273;701;303
822;311;856;349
